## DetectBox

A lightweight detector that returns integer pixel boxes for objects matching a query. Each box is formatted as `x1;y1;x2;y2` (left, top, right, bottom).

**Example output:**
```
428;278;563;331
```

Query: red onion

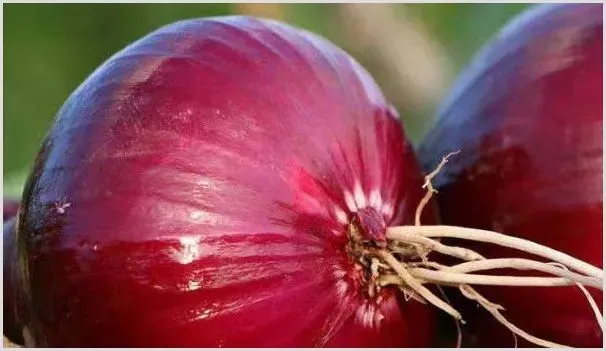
8;16;434;347
418;4;603;347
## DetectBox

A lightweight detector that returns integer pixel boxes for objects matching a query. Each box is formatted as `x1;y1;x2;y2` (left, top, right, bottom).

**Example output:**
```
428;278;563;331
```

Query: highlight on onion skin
417;3;603;347
8;16;435;347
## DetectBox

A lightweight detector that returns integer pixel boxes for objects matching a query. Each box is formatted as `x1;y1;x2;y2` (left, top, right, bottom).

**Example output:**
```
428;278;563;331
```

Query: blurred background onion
3;3;530;197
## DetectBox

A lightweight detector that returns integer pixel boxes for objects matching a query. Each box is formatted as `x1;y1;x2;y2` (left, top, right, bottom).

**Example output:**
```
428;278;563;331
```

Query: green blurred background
3;3;531;198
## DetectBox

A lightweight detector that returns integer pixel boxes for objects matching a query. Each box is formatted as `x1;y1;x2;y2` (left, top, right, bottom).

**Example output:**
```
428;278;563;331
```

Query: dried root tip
414;150;460;226
422;150;462;190
459;285;571;348
435;284;463;348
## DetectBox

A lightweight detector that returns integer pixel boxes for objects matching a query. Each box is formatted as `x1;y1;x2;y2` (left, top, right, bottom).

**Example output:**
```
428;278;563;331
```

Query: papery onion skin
418;4;602;347
11;16;434;347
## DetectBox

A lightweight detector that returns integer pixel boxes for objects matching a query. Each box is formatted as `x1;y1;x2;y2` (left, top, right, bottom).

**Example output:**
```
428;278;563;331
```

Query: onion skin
11;16;434;347
418;4;602;347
